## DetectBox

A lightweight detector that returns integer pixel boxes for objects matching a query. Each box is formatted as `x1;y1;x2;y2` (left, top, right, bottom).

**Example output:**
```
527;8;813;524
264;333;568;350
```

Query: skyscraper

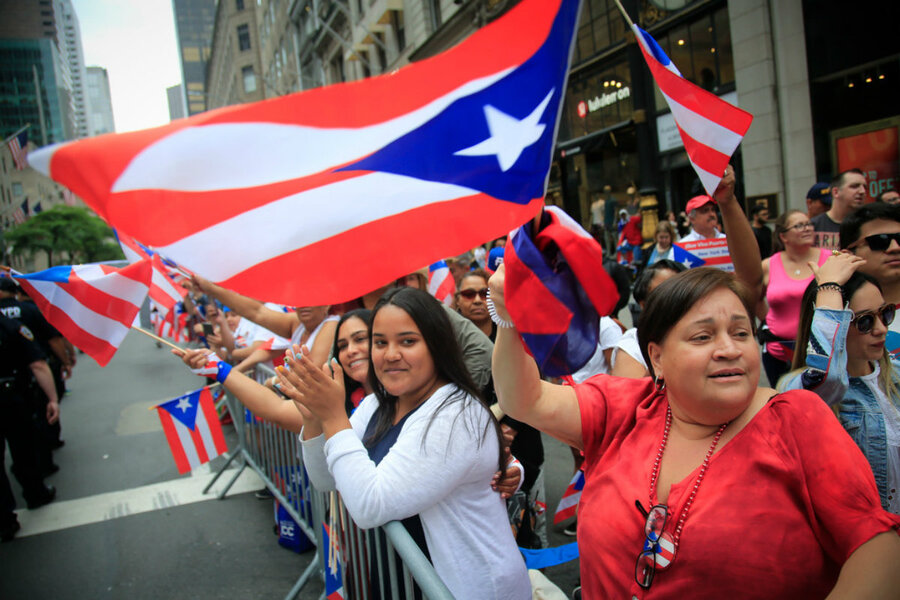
85;66;115;135
166;84;186;121
171;0;216;116
57;0;89;138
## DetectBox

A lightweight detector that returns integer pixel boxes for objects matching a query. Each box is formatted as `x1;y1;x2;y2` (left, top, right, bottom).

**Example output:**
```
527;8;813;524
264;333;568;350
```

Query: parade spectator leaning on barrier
489;263;900;598
279;287;531;600
839;202;900;356
779;253;900;514
756;210;830;386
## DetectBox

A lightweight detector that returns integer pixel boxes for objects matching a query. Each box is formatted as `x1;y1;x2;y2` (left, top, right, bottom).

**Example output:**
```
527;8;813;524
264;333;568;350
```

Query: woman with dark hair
174;310;374;433
489;263;900;598
279;287;530;599
757;209;830;385
779;253;900;514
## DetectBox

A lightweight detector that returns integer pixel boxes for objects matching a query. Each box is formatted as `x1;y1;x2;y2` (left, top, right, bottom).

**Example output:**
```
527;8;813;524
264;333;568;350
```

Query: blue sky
72;0;181;133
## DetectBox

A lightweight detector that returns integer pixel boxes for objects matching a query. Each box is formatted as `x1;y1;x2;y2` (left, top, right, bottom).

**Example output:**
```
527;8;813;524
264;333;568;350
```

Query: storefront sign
656;91;739;153
834;125;898;199
585;86;631;113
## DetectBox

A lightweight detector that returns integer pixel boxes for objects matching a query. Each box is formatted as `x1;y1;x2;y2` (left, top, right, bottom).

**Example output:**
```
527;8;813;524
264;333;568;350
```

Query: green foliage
5;205;124;266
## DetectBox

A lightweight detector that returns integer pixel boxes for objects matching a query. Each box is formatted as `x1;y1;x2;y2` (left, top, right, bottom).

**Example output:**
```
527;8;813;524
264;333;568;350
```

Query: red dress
575;376;900;599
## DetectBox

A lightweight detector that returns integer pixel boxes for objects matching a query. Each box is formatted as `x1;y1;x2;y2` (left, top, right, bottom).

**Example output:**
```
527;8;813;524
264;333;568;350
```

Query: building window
426;0;441;32
242;66;257;93
236;0;244;10
237;24;251;51
12;183;23;197
391;10;405;51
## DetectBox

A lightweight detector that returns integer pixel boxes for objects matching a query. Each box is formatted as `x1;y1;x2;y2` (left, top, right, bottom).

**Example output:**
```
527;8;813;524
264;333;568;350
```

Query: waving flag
12;199;27;225
554;469;584;524
504;206;619;377
115;229;187;313
28;0;582;306
7;128;28;170
12;261;150;366
155;386;228;474
427;260;455;306
631;24;752;196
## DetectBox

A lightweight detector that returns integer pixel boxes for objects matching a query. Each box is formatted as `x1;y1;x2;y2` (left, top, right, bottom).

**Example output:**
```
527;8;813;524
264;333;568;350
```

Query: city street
1;330;581;599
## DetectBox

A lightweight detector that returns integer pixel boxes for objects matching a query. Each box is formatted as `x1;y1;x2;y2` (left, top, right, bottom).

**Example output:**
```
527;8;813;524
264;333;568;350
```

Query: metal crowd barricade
204;363;454;600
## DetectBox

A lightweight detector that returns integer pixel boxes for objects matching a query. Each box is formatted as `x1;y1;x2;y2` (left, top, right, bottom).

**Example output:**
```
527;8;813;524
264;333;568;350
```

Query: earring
654;375;666;391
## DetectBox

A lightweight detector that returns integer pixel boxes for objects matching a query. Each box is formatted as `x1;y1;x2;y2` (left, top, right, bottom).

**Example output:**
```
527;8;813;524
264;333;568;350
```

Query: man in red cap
680;195;726;241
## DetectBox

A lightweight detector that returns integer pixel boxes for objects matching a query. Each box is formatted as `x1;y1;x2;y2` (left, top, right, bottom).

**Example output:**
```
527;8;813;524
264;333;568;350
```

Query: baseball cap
806;182;832;206
685;195;716;213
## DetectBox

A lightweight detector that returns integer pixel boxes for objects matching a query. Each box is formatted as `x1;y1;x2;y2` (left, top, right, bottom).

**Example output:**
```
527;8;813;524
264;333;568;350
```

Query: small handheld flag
12;261;151;366
553;469;585;524
427;260;455;306
154;386;228;474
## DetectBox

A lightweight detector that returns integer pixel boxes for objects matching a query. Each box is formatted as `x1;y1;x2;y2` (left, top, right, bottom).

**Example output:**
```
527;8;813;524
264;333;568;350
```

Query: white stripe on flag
74;265;150;304
556;492;580;513
156;172;479;281
24;279;131;347
173;418;201;470
121;244;145;263
111;70;511;194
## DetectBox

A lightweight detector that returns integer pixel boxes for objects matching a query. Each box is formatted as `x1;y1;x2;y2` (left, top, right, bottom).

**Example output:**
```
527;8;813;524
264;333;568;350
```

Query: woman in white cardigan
276;287;530;600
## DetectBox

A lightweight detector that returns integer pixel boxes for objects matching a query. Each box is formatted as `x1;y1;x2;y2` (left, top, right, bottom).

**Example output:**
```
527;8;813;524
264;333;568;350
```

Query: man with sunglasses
840;202;900;357
811;168;868;249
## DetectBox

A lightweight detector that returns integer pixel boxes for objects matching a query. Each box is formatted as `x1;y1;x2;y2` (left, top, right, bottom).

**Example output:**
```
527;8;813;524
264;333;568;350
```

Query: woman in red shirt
490;265;900;599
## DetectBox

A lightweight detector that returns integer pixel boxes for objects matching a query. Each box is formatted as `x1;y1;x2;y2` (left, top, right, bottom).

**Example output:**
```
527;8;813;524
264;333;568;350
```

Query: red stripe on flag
675;123;732;179
65;271;144;325
188;423;210;465
157;409;192;474
199;387;228;454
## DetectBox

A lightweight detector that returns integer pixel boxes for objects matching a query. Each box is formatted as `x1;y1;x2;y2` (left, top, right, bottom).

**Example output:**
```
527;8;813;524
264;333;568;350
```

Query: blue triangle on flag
672;244;706;269
157;389;201;430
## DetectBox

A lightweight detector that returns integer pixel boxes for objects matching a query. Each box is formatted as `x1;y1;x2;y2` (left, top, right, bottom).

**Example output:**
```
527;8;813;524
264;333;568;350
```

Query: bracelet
816;282;843;294
215;361;232;384
486;288;515;329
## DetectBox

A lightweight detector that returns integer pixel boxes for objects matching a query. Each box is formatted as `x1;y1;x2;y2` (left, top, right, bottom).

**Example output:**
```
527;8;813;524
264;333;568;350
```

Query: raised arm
717;164;763;304
488;264;582;449
191;275;297;339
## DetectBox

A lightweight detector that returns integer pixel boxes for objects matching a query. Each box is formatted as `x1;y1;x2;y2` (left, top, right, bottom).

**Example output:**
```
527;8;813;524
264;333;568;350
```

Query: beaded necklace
648;405;728;568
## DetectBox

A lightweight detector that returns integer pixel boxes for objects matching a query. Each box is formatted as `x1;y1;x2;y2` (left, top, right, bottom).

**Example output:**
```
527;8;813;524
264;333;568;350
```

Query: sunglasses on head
458;288;488;300
851;232;900;252
851;303;896;334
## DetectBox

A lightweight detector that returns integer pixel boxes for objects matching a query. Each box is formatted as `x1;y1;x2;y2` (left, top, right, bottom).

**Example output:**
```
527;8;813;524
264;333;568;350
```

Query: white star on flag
455;89;555;171
176;397;193;413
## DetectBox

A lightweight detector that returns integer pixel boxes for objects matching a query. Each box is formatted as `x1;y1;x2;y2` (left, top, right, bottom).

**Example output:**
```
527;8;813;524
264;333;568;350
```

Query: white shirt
680;228;726;242
860;364;900;515
570;317;625;383
301;384;531;600
611;327;646;370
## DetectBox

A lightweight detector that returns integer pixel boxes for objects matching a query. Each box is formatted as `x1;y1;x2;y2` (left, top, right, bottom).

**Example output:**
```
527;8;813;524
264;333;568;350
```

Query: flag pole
611;0;636;29
131;325;183;351
2;124;30;146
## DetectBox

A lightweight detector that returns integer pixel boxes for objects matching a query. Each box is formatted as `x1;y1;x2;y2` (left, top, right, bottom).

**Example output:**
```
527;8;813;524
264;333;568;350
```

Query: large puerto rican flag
28;0;583;306
155;386;228;475
115;229;187;314
12;261;151;366
631;24;753;196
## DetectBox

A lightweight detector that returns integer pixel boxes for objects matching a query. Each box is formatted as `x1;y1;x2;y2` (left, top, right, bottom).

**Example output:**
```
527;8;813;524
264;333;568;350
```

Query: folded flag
12;261;151;366
631;24;752;196
28;0;581;306
115;229;187;313
553;469;584;524
154;386;228;474
504;206;619;377
322;523;345;600
427;260;455;306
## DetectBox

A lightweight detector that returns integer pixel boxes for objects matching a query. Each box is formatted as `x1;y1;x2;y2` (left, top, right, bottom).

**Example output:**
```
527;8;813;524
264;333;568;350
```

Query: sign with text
674;238;733;272
835;124;898;200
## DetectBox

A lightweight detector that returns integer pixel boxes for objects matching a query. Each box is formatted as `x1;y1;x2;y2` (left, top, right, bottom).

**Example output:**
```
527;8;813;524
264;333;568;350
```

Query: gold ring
832;249;841;256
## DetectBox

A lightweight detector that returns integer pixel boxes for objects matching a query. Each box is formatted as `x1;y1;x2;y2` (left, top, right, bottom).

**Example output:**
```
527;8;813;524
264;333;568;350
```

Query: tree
5;205;124;267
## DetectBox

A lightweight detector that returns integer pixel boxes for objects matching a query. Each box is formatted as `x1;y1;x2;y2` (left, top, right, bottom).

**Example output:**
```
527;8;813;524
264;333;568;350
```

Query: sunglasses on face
851;232;900;252
851;303;896;334
458;288;488;300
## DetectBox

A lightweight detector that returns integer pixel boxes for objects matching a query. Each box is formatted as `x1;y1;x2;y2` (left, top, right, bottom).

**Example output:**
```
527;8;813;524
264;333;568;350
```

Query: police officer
0;278;72;472
0;314;59;541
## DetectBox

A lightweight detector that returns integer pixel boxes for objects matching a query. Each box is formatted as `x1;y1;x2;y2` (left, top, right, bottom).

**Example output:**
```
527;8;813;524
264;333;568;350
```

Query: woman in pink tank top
758;210;830;385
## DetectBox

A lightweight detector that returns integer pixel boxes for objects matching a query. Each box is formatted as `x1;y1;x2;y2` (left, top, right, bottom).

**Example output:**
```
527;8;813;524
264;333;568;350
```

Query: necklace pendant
653;531;676;570
794;269;801;275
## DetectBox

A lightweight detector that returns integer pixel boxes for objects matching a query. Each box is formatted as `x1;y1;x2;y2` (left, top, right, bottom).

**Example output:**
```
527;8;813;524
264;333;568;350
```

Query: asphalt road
1;328;583;600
